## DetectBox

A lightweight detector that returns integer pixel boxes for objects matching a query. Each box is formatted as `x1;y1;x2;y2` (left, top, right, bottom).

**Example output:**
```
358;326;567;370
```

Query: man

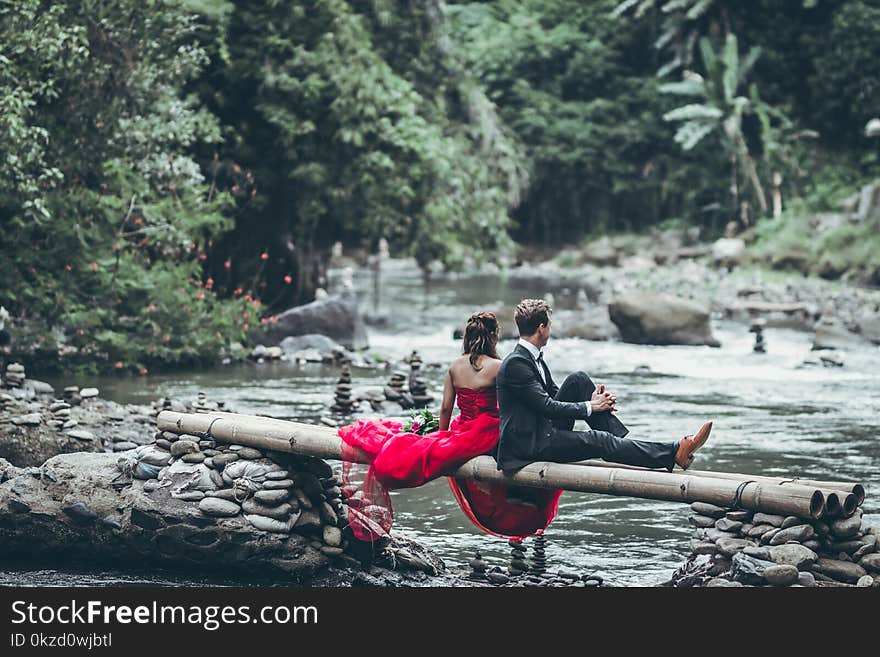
495;298;711;474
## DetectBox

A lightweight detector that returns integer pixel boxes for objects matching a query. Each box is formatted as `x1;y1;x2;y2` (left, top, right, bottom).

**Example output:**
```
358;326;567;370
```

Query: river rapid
6;260;879;587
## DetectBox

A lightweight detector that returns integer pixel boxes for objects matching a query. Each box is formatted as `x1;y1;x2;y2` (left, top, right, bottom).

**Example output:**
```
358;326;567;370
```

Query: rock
731;552;775;585
830;511;862;538
212;453;239;468
12;414;41;426
170;441;200;458
173;491;205;502
716;537;753;556
689;515;716;528
715;518;743;533
181;452;205;463
244;514;291;533
797;571;816;587
112;442;138;452
198;497;241;517
80;388;99;399
66;429;96;442
279;334;345;357
857;575;874;587
705;528;738;543
581;236;619;266
323;526;343;547
142;480;160;493
743;546;770;561
856;311;880;345
769;524;815;545
241;499;294;520
294;509;322;531
263;479;294;490
137;446;173;467
254;289;368;351
8;498;30;513
747;524;775;538
691;542;718;555
62;502;98;524
608;292;720;347
254;489;290;505
812;558;867;584
236;447;264;460
712;237;746;267
812;318;874;351
768;544;818;570
802;539;821;552
859;554;880;574
812;520;830;536
763;564;799;586
752;512;786;527
25;380;54;396
780;516;801;529
725;510;753;522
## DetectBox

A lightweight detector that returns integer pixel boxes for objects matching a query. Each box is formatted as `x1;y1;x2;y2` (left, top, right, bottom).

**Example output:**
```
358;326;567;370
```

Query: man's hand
590;384;617;413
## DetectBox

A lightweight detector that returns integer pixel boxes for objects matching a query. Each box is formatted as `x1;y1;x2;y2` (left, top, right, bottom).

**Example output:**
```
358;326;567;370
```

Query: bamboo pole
571;459;865;509
157;411;828;519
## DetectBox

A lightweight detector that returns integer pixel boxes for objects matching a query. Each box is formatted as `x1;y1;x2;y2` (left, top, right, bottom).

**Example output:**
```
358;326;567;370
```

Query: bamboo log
571;459;865;509
157;411;827;519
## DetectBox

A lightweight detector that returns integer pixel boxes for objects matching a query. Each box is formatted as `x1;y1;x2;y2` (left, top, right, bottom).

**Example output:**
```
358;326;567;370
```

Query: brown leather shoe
675;421;713;469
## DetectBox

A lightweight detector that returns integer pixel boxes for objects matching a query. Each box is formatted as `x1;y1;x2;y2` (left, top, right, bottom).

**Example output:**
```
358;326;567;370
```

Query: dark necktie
535;351;548;384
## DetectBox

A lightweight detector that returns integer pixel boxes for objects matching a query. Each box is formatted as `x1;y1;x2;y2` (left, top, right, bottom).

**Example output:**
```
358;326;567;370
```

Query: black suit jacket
495;343;590;471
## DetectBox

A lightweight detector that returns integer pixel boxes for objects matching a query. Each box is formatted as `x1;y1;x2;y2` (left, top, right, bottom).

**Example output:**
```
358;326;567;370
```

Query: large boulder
811;318;874;351
711;238;746;268
856;312;880;345
551;308;620;342
255;289;368;350
608;292;720;347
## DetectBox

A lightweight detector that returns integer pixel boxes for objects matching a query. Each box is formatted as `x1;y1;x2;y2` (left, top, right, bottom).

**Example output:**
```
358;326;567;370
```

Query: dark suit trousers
539;371;678;472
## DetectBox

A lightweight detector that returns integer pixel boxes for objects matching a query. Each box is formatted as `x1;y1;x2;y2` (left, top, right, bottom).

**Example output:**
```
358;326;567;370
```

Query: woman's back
448;354;500;391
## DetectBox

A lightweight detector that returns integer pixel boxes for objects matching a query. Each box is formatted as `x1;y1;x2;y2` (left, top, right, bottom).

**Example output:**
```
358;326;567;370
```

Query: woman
338;311;562;542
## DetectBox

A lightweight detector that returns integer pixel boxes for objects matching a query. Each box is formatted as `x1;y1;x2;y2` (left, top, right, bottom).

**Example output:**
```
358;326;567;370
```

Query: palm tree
660;33;767;219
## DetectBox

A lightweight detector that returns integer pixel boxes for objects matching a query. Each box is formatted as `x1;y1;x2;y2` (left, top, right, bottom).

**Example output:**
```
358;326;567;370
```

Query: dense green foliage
1;0;878;371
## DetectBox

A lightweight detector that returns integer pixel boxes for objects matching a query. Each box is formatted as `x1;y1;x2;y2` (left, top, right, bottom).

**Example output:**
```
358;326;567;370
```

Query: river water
6;261;879;586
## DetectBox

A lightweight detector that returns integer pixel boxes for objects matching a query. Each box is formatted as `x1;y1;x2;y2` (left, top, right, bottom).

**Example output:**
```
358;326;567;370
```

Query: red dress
338;387;562;541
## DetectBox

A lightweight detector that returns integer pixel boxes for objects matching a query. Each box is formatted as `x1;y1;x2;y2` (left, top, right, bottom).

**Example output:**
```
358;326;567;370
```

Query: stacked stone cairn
508;538;529;576
468;550;488;581
478;535;604;587
750;319;766;354
3;362;25;389
530;533;548;574
63;386;82;406
117;426;357;566
330;365;358;414
192;391;223;413
407;351;433;409
384;371;414;409
672;502;880;587
48;399;77;432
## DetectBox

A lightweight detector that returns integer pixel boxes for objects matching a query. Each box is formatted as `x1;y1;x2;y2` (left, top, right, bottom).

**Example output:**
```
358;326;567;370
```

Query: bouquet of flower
402;408;439;435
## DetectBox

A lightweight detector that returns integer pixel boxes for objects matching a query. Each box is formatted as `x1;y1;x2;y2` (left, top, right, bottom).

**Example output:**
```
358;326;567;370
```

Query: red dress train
338;387;562;541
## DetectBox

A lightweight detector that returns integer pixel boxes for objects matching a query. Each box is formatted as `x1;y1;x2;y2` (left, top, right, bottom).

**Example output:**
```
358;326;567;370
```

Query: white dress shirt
517;338;592;416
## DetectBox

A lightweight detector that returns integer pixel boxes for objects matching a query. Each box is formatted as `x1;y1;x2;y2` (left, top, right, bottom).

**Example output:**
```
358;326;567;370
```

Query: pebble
812;558;867;584
174;491;206;502
797;571;816;587
112;442;138;452
181;452;206;464
752;513;786;527
237;447;264;460
198;497;241;517
830;512;863;539
263;479;294;490
690;502;727;518
715;518;743;533
802;540;822;552
760;528;781;545
265;470;290;481
725;510;753;522
203;449;219;457
859;554;880;574
856;575;874;587
80;388;99;399
780;515;801;529
242;499;294;520
319;501;338;526
763;564;799;586
691;542;718;555
716;537;753;556
212;453;239;468
254;489;290;505
203;457;214;469
294;510;322;531
767;544;817;569
100;517;122;530
63;502;98;523
137;446;172;467
143;480;161;493
244;514;291;533
209;470;224;489
689;515;716;528
198;440;215;450
160;431;180;442
747;524;775;538
743;546;770;561
768;524;815;545
155;439;172;450
171;441;200;457
61;420;78;429
486;572;510;585
323;526;343;547
831;538;868;554
12;414;41;426
49;401;70;412
320;546;345;556
206;488;238;501
583;579;601;587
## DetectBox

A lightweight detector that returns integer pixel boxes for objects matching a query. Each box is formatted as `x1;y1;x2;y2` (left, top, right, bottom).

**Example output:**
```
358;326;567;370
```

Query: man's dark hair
515;298;552;336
